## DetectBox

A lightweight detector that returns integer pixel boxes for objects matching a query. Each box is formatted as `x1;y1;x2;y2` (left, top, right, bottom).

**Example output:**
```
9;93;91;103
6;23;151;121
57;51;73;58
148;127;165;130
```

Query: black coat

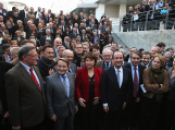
101;66;133;111
0;61;13;114
40;35;54;46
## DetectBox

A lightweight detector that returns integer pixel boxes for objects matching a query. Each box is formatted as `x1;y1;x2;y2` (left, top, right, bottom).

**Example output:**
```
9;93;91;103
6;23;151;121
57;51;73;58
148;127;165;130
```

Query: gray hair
18;46;35;61
57;45;65;52
62;49;74;57
119;48;126;55
55;37;62;43
102;48;113;56
82;43;88;47
163;51;172;56
10;47;20;55
46;29;50;33
103;44;111;50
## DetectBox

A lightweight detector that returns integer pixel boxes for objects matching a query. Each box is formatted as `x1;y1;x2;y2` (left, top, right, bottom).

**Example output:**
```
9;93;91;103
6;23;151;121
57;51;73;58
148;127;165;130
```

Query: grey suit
45;72;76;130
69;63;77;73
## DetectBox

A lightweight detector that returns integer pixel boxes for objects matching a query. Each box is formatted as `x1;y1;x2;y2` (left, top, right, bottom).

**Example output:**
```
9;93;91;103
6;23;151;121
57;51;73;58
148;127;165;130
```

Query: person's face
54;40;62;48
108;37;112;42
16;32;21;37
143;0;147;5
4;47;11;55
23;49;38;66
11;43;18;47
43;48;54;60
56;60;68;75
12;49;18;59
0;4;3;9
111;43;117;51
57;47;65;58
75;44;83;55
102;51;112;63
152;57;162;69
81;59;86;67
0;17;3;22
73;28;76;33
46;31;51;36
63;51;74;64
142;54;151;65
150;47;158;57
170;49;174;56
85;58;95;69
131;53;140;67
38;8;41;12
42;8;45;12
25;6;28;11
113;52;124;69
164;54;172;62
83;45;88;54
92;48;100;58
160;46;165;53
129;48;137;56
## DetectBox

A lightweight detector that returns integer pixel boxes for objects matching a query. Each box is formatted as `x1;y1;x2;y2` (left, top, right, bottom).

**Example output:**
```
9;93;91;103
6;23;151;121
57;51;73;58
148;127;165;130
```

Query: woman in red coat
75;52;102;130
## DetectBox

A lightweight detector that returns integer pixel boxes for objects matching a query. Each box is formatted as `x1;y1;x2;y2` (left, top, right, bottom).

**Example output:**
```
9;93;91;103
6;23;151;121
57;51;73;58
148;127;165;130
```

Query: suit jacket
49;13;55;20
69;33;78;39
75;67;102;103
40;35;54;46
124;63;146;98
96;60;114;70
45;72;76;118
0;61;13;115
101;66;133;111
5;63;46;128
69;63;77;73
91;36;100;44
19;10;26;22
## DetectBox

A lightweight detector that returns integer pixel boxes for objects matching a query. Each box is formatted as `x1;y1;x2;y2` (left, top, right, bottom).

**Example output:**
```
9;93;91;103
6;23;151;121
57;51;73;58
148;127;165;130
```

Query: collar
20;61;32;71
114;66;123;72
131;63;138;70
59;72;68;78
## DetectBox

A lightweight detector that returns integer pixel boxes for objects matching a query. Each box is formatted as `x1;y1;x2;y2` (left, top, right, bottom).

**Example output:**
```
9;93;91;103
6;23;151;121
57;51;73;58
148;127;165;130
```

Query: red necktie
133;67;138;97
30;68;41;90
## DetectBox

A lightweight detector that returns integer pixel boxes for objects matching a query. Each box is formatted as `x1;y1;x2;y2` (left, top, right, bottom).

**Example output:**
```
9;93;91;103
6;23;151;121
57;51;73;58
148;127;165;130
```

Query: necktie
68;68;72;73
30;68;40;90
133;68;138;97
62;75;68;96
107;62;109;68
116;70;120;88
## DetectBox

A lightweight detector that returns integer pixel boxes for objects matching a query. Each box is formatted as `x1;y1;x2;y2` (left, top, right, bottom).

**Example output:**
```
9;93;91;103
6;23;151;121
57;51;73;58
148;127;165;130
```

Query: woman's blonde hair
152;54;165;67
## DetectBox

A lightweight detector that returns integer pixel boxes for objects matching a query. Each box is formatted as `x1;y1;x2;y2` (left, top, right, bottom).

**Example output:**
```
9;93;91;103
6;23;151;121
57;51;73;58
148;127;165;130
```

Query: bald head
63;49;74;64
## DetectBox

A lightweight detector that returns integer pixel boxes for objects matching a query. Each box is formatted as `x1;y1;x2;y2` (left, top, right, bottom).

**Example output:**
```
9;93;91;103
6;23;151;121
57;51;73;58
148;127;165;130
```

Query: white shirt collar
114;66;123;72
20;61;31;71
131;63;138;70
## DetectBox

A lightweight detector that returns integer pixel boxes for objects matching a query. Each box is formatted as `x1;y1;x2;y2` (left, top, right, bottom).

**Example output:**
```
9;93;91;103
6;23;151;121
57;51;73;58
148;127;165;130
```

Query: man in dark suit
91;31;100;44
0;3;7;18
19;6;28;26
69;27;79;39
0;61;13;129
90;19;97;30
40;29;54;46
45;58;78;130
63;49;77;73
81;29;86;42
124;47;137;63
48;9;54;21
101;50;133;130
96;48;113;70
164;51;173;69
78;12;84;22
5;45;46;130
124;50;146;129
37;23;46;40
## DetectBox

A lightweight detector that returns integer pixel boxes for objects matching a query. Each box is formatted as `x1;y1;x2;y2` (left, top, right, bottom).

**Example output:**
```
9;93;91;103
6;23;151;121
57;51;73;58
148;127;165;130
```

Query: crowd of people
0;1;175;130
122;0;175;32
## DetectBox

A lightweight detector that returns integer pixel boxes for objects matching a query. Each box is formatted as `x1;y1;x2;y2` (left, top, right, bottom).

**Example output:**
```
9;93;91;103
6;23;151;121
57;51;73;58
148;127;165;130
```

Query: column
119;4;127;19
95;4;105;21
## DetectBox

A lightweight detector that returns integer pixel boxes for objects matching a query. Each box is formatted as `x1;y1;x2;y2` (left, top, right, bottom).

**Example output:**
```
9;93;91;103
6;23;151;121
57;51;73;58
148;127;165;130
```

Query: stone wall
113;30;175;51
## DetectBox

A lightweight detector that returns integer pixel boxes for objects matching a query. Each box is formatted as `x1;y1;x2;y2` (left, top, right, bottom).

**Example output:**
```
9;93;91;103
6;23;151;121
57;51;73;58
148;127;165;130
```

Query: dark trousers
103;107;123;130
126;97;140;128
79;101;99;130
137;96;161;130
21;122;44;130
54;114;74;130
164;100;175;130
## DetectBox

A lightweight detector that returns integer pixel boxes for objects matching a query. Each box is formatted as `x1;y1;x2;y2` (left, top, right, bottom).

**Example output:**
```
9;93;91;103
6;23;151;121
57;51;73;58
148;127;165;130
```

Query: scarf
40;56;55;69
149;66;164;102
